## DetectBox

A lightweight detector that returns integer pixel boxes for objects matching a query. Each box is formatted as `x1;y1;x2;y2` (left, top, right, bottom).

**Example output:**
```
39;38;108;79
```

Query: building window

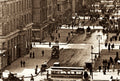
2;42;5;49
57;4;60;11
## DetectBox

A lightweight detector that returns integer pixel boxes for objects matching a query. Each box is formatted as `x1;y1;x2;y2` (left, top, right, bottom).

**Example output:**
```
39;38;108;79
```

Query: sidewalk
93;69;120;81
3;47;52;81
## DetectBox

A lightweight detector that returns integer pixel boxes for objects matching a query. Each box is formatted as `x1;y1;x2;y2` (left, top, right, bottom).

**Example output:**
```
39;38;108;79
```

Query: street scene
1;0;120;81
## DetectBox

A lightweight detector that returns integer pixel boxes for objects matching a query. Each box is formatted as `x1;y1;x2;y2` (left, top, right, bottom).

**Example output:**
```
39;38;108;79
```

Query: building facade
0;0;33;69
57;0;72;25
32;0;57;41
47;0;57;35
32;0;48;41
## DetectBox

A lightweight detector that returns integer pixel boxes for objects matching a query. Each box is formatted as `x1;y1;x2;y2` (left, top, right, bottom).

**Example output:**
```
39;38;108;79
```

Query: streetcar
51;44;60;58
46;66;84;80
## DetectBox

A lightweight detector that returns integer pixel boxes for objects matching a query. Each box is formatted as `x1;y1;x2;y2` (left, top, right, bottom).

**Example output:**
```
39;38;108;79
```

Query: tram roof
47;66;84;71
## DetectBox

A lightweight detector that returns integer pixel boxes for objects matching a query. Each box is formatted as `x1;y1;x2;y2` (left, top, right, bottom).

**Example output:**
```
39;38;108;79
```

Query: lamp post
91;45;94;79
96;35;102;58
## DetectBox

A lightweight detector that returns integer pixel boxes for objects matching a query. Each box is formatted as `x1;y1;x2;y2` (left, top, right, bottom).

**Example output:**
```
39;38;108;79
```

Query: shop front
0;50;7;70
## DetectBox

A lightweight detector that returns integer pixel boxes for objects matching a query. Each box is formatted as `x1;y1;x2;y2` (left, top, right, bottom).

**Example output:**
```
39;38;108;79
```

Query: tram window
57;71;61;74
67;71;70;74
52;71;59;74
71;72;74;74
76;72;81;74
51;71;55;74
61;71;66;74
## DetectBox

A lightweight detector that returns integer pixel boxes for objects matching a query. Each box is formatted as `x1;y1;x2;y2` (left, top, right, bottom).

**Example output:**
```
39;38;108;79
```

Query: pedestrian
110;38;112;42
42;50;44;57
99;66;101;72
23;61;25;67
66;36;68;41
110;76;113;81
49;42;51;47
33;52;35;58
110;57;113;64
108;62;110;68
105;42;107;47
115;36;117;41
58;33;60;38
103;69;106;75
118;69;120;75
35;68;37;74
111;43;114;50
30;52;32;58
90;68;92;75
108;43;111;52
84;71;88;80
30;74;34;81
68;32;70;37
107;65;109;72
47;71;49;79
20;60;23;67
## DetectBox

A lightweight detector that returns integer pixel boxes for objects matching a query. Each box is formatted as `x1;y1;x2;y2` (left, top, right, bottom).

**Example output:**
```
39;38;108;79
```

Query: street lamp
96;35;102;58
91;45;94;79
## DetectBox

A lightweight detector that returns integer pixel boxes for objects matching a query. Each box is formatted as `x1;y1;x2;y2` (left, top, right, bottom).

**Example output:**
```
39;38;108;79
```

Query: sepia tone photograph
0;0;120;81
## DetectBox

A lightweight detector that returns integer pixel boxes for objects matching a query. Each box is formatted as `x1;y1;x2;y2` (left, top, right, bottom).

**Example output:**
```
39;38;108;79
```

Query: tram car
46;66;85;80
51;44;60;59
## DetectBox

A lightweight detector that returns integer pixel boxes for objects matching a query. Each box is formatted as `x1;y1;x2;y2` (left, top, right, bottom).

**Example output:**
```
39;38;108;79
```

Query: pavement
3;47;51;81
91;32;120;81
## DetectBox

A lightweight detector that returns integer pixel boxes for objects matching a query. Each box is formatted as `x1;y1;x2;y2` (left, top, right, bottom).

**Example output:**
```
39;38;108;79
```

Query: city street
1;0;120;81
47;29;107;67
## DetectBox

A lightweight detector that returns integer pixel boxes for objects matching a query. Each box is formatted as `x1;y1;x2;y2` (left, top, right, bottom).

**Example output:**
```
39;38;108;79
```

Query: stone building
0;0;33;70
57;0;72;26
32;0;48;41
32;0;57;41
47;0;57;35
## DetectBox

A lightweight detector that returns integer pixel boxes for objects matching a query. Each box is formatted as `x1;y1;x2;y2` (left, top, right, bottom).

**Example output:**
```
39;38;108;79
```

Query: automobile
41;62;47;72
53;62;60;67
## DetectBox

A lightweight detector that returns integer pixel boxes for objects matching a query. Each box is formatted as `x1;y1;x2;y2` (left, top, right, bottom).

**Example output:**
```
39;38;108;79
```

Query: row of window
2;12;32;35
7;29;32;49
0;0;32;17
51;71;82;75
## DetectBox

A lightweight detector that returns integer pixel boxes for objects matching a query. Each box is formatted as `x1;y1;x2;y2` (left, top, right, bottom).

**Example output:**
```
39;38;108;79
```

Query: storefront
0;50;7;70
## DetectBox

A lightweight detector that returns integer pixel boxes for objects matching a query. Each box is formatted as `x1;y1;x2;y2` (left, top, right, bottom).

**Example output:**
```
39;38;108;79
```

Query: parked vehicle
53;62;60;67
41;62;47;72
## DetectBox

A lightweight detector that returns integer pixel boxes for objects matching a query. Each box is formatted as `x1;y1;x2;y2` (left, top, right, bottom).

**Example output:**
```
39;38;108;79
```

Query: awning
0;50;6;54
